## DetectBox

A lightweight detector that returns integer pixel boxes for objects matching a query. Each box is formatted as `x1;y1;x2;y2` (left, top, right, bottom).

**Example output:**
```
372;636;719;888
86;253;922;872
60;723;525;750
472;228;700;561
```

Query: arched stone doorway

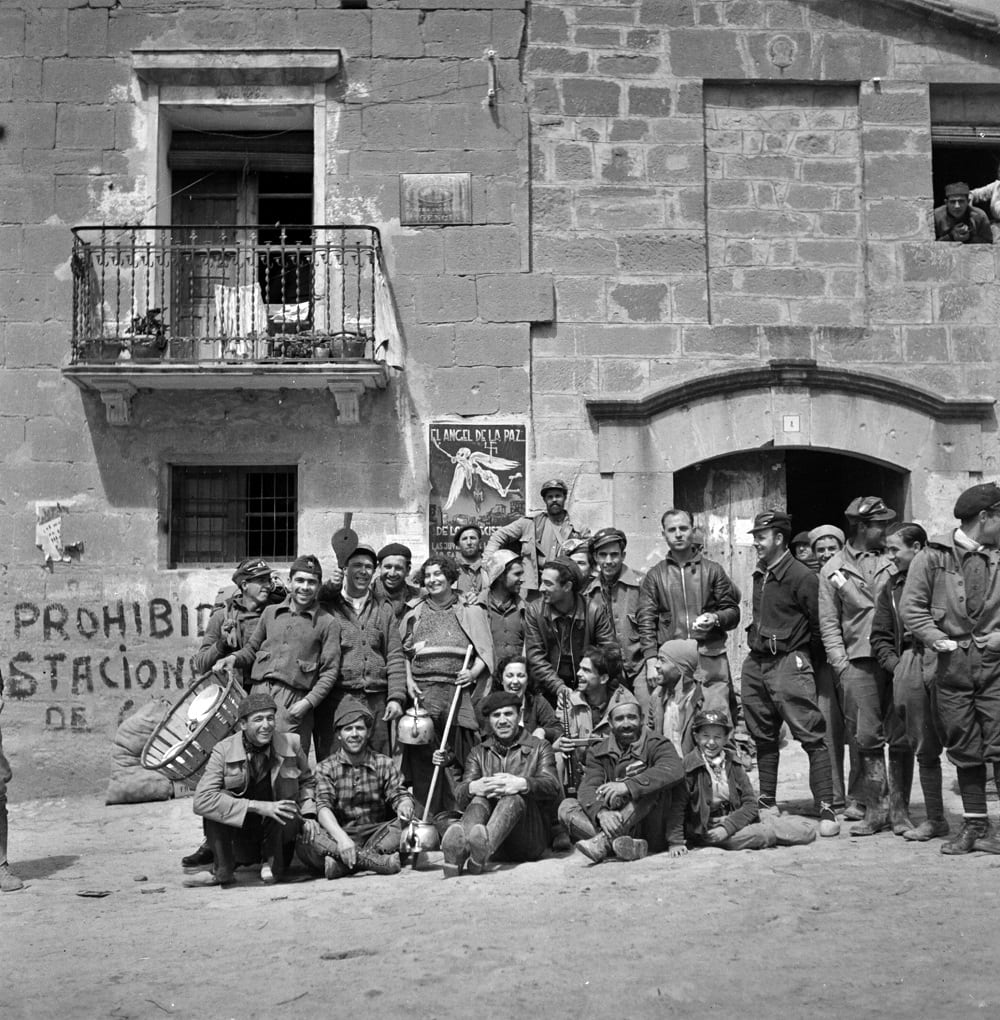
674;447;909;672
587;359;995;671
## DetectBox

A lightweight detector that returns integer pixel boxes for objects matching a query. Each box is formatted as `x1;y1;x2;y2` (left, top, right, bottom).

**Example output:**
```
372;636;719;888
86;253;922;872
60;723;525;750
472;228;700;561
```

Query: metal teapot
396;700;435;746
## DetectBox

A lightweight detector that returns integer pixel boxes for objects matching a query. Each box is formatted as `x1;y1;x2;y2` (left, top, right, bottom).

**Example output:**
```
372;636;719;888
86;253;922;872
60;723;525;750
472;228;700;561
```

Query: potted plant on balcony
119;309;168;362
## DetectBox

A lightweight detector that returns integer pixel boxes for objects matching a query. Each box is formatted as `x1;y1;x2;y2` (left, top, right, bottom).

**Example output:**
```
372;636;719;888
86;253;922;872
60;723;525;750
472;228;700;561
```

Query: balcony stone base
63;362;390;426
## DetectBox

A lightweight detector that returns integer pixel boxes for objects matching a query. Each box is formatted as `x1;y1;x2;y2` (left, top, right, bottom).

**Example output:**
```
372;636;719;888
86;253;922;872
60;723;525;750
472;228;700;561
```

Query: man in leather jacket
440;690;561;877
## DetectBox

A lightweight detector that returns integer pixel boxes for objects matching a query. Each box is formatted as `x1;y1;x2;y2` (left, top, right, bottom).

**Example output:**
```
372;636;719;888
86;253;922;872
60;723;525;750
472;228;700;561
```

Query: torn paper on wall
36;502;72;566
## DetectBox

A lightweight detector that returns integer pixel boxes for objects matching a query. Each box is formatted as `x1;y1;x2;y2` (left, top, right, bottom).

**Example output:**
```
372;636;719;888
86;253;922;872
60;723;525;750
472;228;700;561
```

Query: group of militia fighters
7;477;997;891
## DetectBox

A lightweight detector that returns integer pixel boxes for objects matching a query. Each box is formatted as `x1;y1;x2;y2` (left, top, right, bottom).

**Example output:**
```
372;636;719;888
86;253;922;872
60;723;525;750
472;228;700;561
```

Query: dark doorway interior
784;450;908;536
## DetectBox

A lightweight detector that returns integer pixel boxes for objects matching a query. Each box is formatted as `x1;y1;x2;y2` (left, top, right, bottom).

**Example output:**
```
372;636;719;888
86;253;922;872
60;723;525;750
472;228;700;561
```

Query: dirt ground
4;743;1000;1020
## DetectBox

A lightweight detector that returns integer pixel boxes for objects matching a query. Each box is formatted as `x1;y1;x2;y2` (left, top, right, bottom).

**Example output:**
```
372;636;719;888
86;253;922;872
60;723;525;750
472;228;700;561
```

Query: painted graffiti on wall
5;597;218;703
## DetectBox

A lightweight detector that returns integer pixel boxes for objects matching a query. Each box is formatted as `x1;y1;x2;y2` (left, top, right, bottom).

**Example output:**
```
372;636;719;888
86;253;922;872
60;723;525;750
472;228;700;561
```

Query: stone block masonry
704;83;864;326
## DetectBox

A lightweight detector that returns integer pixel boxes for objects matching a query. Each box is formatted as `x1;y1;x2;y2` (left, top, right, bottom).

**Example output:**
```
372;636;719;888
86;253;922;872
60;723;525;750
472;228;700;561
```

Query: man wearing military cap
583;527;645;706
453;523;489;597
183;557;284;872
374;543;420;621
934;181;993;244
485;478;588;597
297;695;414;879
818;496;903;836
188;692;317;887
316;544;408;761
741;511;840;837
441;690;562;877
901;482;1000;855
217;554;341;756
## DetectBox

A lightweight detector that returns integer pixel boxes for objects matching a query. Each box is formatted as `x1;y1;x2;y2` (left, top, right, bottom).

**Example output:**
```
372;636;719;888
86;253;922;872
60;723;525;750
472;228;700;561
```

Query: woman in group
400;556;494;820
870;522;948;841
485;655;561;745
808;524;863;820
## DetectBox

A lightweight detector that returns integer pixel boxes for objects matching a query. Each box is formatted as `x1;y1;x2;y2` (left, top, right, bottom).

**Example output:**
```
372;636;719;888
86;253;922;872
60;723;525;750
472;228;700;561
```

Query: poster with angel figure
428;423;527;557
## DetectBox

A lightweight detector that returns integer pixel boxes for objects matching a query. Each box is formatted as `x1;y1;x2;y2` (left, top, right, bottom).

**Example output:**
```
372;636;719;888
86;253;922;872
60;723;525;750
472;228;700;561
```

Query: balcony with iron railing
63;224;398;425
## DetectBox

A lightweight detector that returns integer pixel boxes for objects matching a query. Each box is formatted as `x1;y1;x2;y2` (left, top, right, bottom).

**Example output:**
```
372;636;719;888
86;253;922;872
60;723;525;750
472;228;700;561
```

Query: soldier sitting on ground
297;696;414;879
680;710;817;852
441;690;561;878
559;694;685;863
187;692;317;888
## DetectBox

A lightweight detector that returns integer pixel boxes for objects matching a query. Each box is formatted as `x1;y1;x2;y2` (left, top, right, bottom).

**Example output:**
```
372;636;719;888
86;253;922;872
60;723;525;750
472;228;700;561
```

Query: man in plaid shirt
297;695;414;879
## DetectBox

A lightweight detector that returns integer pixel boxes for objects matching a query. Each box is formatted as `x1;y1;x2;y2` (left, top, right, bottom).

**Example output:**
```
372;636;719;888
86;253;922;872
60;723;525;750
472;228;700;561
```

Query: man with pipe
440;690;561;877
558;693;686;862
298;695;415;879
187;692;317;888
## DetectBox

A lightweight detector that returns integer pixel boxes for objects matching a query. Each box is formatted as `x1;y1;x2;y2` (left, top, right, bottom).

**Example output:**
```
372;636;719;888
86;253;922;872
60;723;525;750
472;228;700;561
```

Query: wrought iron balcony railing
70;224;389;365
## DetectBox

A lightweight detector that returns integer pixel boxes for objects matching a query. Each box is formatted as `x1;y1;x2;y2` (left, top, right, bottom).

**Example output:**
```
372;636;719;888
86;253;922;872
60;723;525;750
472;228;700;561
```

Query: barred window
169;466;297;567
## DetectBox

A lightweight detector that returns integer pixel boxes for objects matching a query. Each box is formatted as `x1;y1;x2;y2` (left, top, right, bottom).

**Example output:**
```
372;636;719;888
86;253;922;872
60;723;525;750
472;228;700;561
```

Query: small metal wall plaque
400;173;473;225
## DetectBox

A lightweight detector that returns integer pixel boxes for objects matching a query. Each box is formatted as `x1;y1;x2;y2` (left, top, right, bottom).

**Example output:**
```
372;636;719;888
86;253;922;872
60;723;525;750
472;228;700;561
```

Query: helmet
396;703;436;745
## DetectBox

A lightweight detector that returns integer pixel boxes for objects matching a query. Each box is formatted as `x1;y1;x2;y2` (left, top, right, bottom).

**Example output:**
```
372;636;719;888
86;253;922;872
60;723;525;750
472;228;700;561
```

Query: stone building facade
3;0;1000;787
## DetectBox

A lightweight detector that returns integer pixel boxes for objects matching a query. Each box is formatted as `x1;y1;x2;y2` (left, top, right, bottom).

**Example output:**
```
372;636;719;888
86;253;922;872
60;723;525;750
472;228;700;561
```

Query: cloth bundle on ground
106;700;176;805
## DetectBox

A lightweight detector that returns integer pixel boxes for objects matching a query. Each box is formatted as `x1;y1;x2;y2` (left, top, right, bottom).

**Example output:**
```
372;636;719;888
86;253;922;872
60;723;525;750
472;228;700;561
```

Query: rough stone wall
0;0;543;791
705;83;864;326
525;0;1000;556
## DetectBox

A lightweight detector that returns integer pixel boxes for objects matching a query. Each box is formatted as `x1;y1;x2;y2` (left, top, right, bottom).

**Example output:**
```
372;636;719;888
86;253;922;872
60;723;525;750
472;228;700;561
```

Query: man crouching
298;696;414;879
188;693;317;888
559;696;685;863
441;691;561;878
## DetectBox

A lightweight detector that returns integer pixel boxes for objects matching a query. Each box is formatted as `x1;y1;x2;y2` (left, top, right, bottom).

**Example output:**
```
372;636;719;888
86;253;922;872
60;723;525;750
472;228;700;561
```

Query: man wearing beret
374;543;420;621
583;528;645;706
742;511;840;837
441;690;562;877
188;692;317;887
298;696;414;879
818;496;904;836
638;508;741;720
485;479;588;597
217;554;341;756
901;482;1000;855
524;557;616;706
558;693;685;862
316;544;408;761
934;181;993;244
453;524;489;597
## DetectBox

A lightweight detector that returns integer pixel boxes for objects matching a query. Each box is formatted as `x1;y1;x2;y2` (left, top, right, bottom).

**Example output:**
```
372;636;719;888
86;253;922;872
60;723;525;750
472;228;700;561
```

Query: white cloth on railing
267;300;312;327
373;248;404;370
213;284;268;338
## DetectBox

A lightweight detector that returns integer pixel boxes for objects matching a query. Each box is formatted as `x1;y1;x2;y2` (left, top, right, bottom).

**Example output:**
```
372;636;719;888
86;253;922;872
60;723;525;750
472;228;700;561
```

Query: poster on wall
428;423;527;558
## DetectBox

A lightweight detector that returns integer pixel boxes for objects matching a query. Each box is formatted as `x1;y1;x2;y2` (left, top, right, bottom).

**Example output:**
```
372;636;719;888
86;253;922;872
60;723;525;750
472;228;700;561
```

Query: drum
141;669;246;787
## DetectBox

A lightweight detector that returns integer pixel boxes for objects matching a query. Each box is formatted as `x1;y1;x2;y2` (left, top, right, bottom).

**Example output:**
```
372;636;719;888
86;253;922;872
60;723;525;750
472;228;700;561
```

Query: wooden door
674;450;787;677
171;173;255;341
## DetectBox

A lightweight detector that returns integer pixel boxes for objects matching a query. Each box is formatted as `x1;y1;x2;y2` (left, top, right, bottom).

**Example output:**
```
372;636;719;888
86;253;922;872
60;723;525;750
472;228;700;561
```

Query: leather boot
850;754;890;836
324;856;349;880
611;836;648;861
181;840;214;872
888;751;915;836
0;805;23;893
902;819;950;842
941;817;990;855
468;796;524;875
355;847;401;875
576;831;613;863
440;823;468;879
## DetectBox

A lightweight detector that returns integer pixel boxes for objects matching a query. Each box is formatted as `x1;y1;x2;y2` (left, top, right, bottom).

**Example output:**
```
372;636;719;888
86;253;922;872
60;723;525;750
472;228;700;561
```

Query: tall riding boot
468;796;524;875
888;750;915;835
850;753;890;836
0;802;24;893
